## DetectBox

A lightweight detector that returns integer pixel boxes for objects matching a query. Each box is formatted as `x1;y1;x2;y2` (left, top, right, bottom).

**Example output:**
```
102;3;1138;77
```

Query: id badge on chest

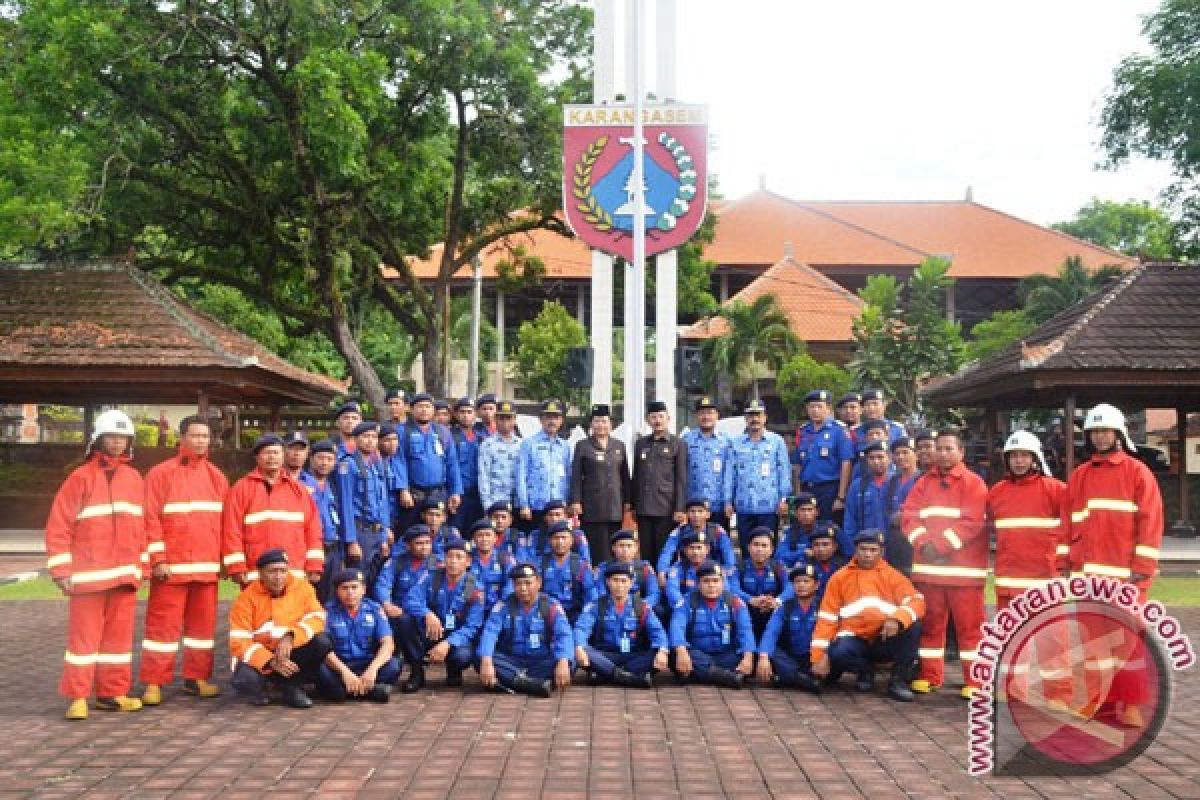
529;631;541;648
434;439;444;456
712;457;722;473
446;613;457;631
760;462;771;478
620;635;631;654
331;509;340;525
722;624;731;645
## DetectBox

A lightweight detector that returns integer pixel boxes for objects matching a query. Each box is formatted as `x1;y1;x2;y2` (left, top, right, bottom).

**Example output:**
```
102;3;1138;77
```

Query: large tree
1101;0;1200;257
1052;197;1181;260
0;1;590;406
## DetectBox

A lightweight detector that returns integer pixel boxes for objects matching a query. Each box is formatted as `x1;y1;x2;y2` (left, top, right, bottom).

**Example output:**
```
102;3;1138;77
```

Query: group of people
44;387;1162;724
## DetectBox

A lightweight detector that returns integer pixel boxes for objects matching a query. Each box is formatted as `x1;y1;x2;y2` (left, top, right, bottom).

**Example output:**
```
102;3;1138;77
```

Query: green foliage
776;354;853;418
1018;256;1125;325
448;294;498;389
701;294;801;402
966;309;1036;362
1101;0;1200;258
1052;198;1181;260
511;302;588;411
133;423;159;449
849;258;965;420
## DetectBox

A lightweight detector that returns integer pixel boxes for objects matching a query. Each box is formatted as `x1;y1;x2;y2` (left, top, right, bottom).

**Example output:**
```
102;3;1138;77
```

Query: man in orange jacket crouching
810;529;925;702
229;549;332;708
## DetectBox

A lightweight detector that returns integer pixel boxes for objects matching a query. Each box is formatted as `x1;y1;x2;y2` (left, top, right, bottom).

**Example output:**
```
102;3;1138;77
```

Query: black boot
512;673;552;698
368;684;392;704
855;668;875;692
795;672;823;694
822;668;844;688
282;685;313;709
613;668;653;689
401;664;425;694
445;665;463;688
887;674;915;702
710;668;744;689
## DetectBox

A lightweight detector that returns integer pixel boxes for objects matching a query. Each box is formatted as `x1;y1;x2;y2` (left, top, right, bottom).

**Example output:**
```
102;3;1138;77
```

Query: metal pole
629;0;646;433
592;0;616;413
468;256;482;398
653;0;678;432
496;289;506;397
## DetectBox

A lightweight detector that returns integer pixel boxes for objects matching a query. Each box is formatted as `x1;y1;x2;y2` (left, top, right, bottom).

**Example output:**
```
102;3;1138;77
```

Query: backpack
686;590;740;641
428;568;479;616
498;593;557;650
591;594;650;649
404;421;454;460
541;552;586;591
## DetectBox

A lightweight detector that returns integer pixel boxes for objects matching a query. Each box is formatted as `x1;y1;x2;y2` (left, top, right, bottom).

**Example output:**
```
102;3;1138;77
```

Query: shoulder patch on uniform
338;462;350;474
583;602;595;613
492;601;505;613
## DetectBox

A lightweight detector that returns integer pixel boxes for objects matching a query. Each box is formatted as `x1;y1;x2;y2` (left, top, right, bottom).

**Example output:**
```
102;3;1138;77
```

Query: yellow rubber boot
142;684;162;706
184;679;221;698
910;679;938;694
95;696;143;712
65;698;89;720
960;686;977;700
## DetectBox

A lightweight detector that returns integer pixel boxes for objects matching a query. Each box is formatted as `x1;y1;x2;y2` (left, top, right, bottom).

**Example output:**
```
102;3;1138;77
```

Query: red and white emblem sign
562;104;708;261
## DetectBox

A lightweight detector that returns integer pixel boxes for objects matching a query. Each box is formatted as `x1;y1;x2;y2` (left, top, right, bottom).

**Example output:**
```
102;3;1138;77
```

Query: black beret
685;497;710;511
853;528;886;546
745;526;774;544
282;431;308;447
310;439;336;455
794;492;817;508
470;518;495;534
862;440;888;455
891;436;916;453
610;529;637;546
385;388;406;402
509;563;539;580
861;389;885;402
352;421;380;437
403;524;433;541
604;561;637;580
647;400;668;414
914;429;937;443
836;392;863;408
487;500;513;515
804;389;831;404
332;567;364;587
255;548;289;568
252;434;284;454
695;560;722;579
789;563;818;582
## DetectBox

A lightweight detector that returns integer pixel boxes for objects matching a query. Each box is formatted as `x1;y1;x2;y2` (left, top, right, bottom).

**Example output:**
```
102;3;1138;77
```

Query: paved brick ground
0;600;1197;799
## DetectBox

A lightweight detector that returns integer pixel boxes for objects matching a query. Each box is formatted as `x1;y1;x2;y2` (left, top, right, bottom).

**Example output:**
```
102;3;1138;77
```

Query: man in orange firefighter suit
45;409;146;720
1066;403;1164;728
987;430;1071;707
138;414;229;705
902;428;989;698
228;548;332;708
222;434;324;588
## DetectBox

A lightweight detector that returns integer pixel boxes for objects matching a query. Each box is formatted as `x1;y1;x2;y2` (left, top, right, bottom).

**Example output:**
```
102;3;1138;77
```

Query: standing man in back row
632;400;689;565
570;404;631;561
517;400;572;533
682;396;730;531
792;389;854;523
724;400;790;558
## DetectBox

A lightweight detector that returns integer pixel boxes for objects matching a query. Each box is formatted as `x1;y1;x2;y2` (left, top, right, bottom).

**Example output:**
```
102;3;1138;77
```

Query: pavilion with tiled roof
0;262;347;408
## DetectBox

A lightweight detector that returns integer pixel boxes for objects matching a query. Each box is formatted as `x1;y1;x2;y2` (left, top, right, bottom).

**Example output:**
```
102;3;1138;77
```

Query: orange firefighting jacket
1065;449;1163;584
810;558;925;664
988;472;1068;592
144;446;229;583
45;453;146;593
221;469;323;581
901;462;989;587
228;574;326;673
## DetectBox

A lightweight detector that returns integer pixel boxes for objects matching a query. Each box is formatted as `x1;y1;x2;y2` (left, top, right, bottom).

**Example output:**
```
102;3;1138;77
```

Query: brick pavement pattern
0;599;1196;799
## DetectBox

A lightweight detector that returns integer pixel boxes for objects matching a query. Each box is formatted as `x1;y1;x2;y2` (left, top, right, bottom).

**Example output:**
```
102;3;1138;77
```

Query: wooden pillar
981;408;995;483
231;406;241;451
197;390;209;417
1064;394;1077;476
1177;406;1190;524
83;406;94;445
268;405;282;434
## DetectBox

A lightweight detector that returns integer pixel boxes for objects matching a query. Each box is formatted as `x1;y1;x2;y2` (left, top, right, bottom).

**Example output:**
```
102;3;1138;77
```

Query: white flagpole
629;0;646;434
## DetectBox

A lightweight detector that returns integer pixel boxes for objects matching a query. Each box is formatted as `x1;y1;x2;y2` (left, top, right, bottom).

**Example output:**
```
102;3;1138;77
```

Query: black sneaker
445;667;463;688
282;686;313;709
855;669;875;692
401;665;425;694
368;685;391;704
887;676;915;703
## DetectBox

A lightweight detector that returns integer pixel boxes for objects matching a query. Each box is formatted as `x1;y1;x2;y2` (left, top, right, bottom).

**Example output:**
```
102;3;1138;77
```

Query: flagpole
629;0;646;434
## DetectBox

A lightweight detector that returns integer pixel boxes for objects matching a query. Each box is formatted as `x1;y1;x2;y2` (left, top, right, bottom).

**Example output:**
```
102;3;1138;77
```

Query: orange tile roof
802;199;1138;279
704;190;928;268
381;226;593;282
681;256;864;343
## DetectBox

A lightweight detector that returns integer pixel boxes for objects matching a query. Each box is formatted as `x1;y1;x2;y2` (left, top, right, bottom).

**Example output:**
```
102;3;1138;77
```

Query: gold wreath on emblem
573;136;614;232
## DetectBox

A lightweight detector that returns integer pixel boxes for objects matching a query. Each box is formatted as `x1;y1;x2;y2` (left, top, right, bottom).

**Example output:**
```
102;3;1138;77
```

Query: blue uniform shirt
402;569;485;648
594;559;661;610
538;553;597;617
374;553;440;606
665;560;740;609
479;594;574;661
449;425;480;491
337;452;392;533
469;550;515;605
428;524;463;560
777;522;854;563
852;418;907;451
573;596;669;651
681;429;730;511
300;471;342;543
478;433;522;509
758;596;819;658
402;421;463;495
734;560;788;602
793;419;855;484
325;596;392;663
843;469;895;539
656;523;738;575
724;431;792;514
516;431;571;512
668;591;756;655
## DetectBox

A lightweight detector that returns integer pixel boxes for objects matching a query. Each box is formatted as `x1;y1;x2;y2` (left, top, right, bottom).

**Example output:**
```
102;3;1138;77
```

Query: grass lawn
2;575;1198;605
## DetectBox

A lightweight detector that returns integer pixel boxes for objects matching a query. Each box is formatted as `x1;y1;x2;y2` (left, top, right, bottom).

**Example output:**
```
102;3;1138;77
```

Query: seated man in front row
669;561;755;689
318;567;400;703
755;563;822;693
574;561;669;688
810;529;924;702
229;548;332;708
399;536;485;692
477;563;575;697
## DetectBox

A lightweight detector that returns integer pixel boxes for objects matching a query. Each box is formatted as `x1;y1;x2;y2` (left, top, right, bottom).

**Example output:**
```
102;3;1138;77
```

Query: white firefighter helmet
89;409;136;452
1003;430;1050;475
1083;403;1136;452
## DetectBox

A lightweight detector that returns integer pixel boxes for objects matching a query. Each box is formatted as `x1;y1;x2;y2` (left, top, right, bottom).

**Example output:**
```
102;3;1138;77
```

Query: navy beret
685;497;710;511
542;499;566;513
609;529;637;546
470;518;495;534
282;431;308;447
836;392;862;408
385;388;406;402
434;400;449;411
411;392;433;405
809;523;838;541
546;520;572;536
804;389;831;404
862;440;888;455
695;560;721;579
604;561;636;580
914;429;937;443
891;436;916;453
352;421;380;437
861;389;885;402
442;536;469;554
680;528;709;547
454;396;473;411
333;402;361;419
789;563;818;582
255;548;288;568
420;494;447;513
861;419;888;432
379;423;398;438
794;492;817;508
486;500;513;515
476;393;497;407
746;526;774;544
509;563;539;580
310;439;336;455
332;567;365;587
403;524;433;541
252;434;284;454
853;528;886;546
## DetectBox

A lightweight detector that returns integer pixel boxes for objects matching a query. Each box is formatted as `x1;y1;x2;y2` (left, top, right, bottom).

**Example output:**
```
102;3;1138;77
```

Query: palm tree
1019;255;1126;325
701;294;801;402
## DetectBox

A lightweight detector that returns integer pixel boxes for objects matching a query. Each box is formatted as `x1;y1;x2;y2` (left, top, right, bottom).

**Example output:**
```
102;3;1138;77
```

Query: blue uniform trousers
484;652;566;687
350;523;387;591
581;645;656;679
769;650;813;686
826;621;921;678
682;648;742;683
749;608;773;642
317;656;402;701
450;488;482;537
316;542;344;604
803;479;841;523
395;614;475;674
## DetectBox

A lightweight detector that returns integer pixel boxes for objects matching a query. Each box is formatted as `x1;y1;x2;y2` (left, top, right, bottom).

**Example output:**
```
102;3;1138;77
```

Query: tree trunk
327;313;386;413
422;296;447;398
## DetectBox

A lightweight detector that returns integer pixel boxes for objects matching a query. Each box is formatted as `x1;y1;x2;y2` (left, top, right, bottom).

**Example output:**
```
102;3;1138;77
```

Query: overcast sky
653;0;1176;225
